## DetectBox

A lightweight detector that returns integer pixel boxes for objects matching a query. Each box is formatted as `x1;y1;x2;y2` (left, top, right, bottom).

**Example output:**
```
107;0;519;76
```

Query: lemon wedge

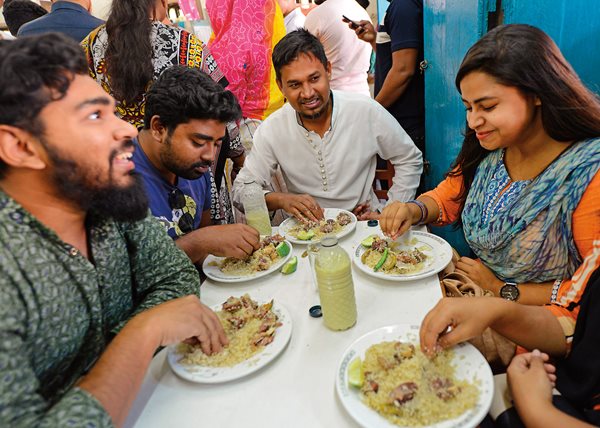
347;357;364;388
281;256;298;274
360;235;378;248
297;230;315;240
276;241;291;257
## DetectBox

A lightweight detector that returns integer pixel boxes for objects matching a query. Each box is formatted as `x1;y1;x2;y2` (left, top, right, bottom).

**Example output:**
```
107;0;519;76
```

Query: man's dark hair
0;33;87;177
143;66;242;132
2;0;47;36
272;28;328;81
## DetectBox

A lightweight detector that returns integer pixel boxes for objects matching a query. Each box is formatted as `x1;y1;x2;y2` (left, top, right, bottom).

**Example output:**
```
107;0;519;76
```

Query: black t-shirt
375;0;424;138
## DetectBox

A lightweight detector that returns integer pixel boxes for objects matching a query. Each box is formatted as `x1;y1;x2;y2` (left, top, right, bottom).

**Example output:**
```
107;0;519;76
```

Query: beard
47;140;149;223
160;135;213;180
299;95;331;121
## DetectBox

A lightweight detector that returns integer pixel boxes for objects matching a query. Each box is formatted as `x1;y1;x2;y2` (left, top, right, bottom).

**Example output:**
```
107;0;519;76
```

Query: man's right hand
134;295;228;356
271;193;324;222
202;224;260;259
347;20;376;43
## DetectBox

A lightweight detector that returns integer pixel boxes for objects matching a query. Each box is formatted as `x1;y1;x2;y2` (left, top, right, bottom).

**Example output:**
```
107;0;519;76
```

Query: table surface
125;223;444;428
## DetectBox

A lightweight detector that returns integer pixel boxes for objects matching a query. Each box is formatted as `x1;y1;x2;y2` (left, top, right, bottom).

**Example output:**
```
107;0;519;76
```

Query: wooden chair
373;159;395;200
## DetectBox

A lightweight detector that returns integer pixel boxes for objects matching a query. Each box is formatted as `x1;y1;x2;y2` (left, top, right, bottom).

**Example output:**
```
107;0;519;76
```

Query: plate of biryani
202;234;293;283
336;324;493;428
278;208;357;245
168;294;292;384
353;231;452;281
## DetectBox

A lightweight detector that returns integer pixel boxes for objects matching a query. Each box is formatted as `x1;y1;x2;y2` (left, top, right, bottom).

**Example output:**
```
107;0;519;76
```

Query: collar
51;1;89;13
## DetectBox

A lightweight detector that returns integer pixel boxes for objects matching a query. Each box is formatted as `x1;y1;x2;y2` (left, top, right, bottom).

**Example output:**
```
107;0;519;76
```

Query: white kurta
233;90;422;213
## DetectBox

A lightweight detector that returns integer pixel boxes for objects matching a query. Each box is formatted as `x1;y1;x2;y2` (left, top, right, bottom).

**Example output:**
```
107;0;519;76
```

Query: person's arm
345;19;377;51
375;48;418;108
508;351;595;428
375;0;422;107
174;223;260;264
78;295;227;427
419;297;567;358
453;256;554;305
0;268;114;427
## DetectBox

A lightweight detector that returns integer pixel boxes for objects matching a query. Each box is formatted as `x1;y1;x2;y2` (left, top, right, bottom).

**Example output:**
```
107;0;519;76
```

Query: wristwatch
500;281;520;301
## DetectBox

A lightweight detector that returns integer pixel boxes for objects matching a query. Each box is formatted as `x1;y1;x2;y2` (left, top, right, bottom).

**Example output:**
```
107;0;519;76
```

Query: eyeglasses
168;188;195;234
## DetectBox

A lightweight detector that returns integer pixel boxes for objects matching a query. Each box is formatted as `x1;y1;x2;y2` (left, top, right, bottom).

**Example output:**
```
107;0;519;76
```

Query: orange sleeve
571;169;600;258
545;238;600;350
421;172;465;226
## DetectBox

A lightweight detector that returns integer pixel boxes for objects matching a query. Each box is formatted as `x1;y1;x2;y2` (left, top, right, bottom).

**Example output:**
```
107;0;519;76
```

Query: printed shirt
547;237;600;349
0;190;200;427
132;138;211;239
81;21;225;129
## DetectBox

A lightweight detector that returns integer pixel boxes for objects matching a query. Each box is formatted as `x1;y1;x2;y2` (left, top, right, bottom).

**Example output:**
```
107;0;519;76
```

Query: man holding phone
346;0;425;153
304;0;372;96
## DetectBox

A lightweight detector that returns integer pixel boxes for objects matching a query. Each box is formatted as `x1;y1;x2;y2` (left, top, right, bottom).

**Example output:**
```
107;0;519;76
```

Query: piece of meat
363;379;379;394
377;355;399;370
228;316;246;329
389;382;418;406
431;377;461;401
222;296;242;312
371;238;388;252
393;342;415;360
337;212;352;226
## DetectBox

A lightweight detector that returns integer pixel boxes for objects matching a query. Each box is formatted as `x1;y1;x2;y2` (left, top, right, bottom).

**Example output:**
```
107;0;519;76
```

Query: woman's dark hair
450;24;600;218
272;28;329;81
144;66;242;132
105;0;156;105
0;33;87;176
2;0;47;36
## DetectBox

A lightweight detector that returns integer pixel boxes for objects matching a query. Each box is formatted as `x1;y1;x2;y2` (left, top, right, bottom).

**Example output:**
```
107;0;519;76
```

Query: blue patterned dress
461;138;600;283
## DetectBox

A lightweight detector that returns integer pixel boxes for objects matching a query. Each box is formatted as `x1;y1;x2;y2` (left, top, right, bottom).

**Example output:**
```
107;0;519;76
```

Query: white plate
167;300;292;384
278;208;357;245
202;240;293;283
336;324;493;428
353;231;452;281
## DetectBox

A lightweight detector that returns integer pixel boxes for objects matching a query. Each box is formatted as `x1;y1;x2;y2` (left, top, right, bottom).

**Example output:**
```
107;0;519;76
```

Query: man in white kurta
233;30;421;222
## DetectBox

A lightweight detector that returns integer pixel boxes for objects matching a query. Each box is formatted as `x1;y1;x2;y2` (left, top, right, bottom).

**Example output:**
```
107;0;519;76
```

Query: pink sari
206;0;285;120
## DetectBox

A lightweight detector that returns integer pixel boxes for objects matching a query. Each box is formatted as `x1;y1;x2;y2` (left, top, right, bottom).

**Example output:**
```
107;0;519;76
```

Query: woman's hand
455;257;504;295
508;350;557;418
379;201;416;239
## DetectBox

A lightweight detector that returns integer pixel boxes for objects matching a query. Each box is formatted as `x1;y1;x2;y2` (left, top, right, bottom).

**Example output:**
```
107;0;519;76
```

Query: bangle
550;279;561;303
406;199;428;225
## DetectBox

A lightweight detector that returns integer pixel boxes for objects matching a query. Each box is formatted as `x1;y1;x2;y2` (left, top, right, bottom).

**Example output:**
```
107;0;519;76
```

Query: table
125;223;443;428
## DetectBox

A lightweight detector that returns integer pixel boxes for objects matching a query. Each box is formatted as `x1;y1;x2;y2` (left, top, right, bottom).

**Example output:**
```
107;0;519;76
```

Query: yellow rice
360;342;479;426
177;296;280;367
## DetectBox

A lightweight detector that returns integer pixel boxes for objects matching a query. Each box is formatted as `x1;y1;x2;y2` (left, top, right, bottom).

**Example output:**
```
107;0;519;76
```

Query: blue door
423;0;494;254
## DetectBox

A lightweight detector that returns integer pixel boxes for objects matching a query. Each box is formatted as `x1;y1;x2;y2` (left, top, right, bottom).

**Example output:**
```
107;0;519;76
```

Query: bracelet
406;199;428;225
550;279;561;303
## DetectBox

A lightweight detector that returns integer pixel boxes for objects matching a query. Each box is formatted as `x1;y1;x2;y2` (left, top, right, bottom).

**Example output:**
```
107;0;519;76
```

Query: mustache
109;139;135;162
191;160;213;168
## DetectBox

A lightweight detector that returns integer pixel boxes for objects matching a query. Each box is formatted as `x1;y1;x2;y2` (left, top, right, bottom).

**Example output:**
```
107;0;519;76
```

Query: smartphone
342;15;360;30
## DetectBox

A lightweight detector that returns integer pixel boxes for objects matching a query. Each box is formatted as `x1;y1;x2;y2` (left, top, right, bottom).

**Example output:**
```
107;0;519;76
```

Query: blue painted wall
503;0;600;94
